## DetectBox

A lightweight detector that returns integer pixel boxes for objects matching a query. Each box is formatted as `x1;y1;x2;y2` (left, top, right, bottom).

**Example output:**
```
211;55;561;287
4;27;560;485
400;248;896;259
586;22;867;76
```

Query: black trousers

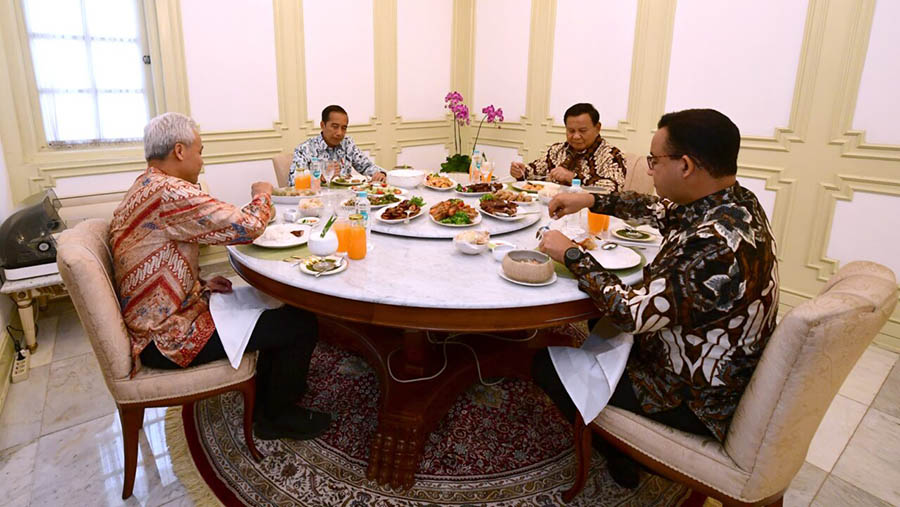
140;305;318;421
532;348;711;437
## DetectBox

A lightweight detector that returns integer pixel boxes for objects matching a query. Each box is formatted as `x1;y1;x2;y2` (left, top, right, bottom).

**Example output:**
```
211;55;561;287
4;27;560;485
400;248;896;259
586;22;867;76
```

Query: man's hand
548;192;594;219
205;276;233;294
510;161;527;180
251;181;273;197
371;171;387;183
538;230;577;263
548;166;575;184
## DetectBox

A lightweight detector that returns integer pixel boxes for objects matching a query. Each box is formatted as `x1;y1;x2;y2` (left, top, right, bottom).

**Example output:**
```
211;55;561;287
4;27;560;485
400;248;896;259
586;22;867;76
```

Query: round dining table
227;185;658;490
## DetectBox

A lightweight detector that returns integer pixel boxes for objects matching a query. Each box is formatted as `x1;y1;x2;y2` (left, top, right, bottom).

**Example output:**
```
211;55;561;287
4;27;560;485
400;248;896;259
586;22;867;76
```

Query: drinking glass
588;211;610;236
348;215;367;260
333;219;351;254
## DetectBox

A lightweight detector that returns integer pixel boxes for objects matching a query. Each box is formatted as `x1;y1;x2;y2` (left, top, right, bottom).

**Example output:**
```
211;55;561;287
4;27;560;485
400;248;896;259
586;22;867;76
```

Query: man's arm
589;191;670;230
344;138;384;178
524;155;549;181
158;181;272;245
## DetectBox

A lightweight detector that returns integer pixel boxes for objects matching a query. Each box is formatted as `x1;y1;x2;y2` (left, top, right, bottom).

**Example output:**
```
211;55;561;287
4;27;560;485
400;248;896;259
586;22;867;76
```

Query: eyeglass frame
646;154;683;168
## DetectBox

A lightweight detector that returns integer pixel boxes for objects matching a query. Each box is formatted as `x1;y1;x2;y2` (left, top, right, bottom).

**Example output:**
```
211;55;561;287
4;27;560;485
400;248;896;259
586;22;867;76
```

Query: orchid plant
441;91;504;173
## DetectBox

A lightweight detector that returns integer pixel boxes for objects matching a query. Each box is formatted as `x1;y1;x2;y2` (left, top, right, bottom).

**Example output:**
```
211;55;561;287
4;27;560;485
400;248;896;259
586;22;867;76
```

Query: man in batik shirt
111;112;330;440
289;104;386;185
510;103;626;192
534;109;778;488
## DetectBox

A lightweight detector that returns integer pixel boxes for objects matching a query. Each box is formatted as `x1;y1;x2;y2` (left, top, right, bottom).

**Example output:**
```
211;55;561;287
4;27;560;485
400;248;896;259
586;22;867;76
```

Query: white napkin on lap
209;286;284;369
548;323;634;422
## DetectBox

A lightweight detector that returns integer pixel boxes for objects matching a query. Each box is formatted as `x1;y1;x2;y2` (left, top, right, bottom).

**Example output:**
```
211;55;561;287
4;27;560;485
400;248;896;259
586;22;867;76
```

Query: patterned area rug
166;341;691;506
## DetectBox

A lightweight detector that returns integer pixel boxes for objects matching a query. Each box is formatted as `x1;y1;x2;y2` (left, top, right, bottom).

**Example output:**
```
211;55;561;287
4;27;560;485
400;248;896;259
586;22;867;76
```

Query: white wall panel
203;160;278;207
736;176;775;223
665;0;808;137
0;137;14;216
397;0;452;121
181;0;279;131
475;144;522;180
396;144;449;171
304;0;375;123
54;170;143;198
827;191;900;276
473;0;530;123
852;0;900;145
549;0;637;127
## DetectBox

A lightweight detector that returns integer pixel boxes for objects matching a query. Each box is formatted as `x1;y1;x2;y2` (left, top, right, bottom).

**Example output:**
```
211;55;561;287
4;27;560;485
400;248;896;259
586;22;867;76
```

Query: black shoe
599;442;640;489
254;408;332;441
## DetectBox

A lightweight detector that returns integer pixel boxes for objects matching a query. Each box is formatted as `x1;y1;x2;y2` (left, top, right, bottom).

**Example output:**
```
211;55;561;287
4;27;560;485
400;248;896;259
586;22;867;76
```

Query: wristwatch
564;246;585;265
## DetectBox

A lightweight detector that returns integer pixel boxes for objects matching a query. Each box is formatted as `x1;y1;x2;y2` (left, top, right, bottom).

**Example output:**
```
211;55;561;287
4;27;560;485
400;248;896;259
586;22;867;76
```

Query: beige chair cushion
272;152;292;188
57;219;257;404
622;152;655;195
594;260;897;503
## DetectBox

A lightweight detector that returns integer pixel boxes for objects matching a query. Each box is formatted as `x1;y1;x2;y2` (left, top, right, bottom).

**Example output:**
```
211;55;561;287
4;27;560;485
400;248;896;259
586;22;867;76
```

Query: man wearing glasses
532;109;778;488
509;103;626;191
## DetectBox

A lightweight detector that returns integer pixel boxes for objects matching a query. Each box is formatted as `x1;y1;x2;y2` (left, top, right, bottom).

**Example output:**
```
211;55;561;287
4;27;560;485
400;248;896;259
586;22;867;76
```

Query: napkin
587;243;643;270
209;286;284;369
548;322;633;422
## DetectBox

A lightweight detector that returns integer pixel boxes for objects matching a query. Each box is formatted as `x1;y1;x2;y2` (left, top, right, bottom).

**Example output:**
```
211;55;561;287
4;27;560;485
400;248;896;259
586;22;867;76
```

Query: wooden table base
318;317;577;490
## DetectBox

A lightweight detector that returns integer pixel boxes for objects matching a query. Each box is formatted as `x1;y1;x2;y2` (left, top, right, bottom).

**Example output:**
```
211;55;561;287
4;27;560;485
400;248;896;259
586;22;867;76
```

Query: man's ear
173;142;186;161
680;155;696;180
320;121;326;130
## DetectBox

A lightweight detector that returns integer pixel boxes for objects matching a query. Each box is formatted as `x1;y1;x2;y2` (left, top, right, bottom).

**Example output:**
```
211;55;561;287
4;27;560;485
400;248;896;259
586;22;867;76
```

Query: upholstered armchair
56;219;263;499
622;152;655;195
272;151;293;188
564;261;898;506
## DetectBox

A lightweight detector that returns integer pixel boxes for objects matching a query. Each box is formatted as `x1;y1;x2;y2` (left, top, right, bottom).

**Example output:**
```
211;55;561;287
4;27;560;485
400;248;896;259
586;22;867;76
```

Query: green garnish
440;211;472;224
455;183;464;191
320;214;337;237
410;196;425;207
479;194;495;202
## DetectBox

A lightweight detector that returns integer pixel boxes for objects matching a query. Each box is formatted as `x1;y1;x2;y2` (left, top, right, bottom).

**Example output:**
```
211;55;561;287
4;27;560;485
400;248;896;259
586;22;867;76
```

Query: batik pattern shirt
523;137;626;192
110;167;271;372
564;184;778;440
289;133;383;185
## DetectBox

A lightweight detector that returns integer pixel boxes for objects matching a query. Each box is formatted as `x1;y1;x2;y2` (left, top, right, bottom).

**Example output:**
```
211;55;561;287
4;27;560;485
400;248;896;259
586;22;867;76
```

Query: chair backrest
724;261;897;499
56;219;134;387
622;152;655;195
272;152;292;188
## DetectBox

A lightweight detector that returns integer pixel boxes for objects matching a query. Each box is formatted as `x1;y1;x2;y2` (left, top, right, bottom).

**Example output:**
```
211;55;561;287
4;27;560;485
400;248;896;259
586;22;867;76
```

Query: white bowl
387;169;425;188
489;241;516;262
453;238;488;255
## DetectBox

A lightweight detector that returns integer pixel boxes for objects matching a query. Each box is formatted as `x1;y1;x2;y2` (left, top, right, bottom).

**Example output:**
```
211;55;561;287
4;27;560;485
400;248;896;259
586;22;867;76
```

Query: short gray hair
143;112;199;161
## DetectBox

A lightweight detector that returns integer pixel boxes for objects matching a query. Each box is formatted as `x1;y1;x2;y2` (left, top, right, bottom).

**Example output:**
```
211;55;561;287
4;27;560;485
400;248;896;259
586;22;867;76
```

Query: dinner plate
612;228;659;243
341;197;398;210
429;212;482;227
478;207;525;221
376;205;427;224
252;224;311;248
351;183;408;197
331;178;367;187
296;217;320;226
424;183;455;191
454;183;504;197
587;243;643;270
271;188;321;204
298;256;348;276
497;266;557;287
510;180;557;193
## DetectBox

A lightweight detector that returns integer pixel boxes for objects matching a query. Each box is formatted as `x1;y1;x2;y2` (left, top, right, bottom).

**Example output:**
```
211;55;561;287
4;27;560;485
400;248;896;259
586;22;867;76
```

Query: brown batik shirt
522;136;627;192
564;183;779;441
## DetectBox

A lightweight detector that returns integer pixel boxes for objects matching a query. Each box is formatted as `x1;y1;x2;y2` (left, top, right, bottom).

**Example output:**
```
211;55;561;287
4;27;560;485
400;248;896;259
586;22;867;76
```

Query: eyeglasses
646;154;682;168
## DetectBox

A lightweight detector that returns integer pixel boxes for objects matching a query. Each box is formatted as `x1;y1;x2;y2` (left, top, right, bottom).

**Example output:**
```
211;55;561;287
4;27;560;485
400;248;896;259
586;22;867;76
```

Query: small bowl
502;249;554;283
453;239;487;255
283;208;299;222
297;197;324;217
387;169;425;188
489;241;516;262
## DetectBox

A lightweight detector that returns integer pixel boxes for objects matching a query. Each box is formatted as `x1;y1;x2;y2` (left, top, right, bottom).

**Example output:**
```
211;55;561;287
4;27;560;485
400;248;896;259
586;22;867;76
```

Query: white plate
298;256;348;276
497;266;557;287
341;197;399;210
252;224;311;248
612;228;659;243
429;211;482;227
271;189;321;204
350;183;408;196
454;183;504;197
510;180;557;193
424;183;455;191
331;177;367;186
587;243;642;270
296;217;321;226
376;205;427;224
478;207;525;221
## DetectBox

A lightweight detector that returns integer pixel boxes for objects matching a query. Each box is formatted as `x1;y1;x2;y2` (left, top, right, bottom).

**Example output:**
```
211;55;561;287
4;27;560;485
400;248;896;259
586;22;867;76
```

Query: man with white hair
110;112;330;440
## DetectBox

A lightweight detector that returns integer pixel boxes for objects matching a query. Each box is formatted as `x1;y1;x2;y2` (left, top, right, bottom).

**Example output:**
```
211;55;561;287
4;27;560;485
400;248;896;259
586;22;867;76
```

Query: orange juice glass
588;212;610;235
348;222;367;260
294;171;311;190
333;219;351;253
481;161;494;182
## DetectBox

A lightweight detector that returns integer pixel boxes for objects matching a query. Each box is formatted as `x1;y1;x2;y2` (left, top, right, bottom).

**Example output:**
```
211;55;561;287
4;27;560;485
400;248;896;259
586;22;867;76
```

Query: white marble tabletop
228;186;660;311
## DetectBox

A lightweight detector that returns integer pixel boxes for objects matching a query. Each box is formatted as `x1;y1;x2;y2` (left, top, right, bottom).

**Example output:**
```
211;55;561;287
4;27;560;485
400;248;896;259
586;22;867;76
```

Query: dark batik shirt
564;183;779;440
523;136;626;192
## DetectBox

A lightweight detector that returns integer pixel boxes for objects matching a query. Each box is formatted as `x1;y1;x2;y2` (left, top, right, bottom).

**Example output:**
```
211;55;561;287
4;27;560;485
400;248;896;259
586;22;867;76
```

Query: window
21;0;154;146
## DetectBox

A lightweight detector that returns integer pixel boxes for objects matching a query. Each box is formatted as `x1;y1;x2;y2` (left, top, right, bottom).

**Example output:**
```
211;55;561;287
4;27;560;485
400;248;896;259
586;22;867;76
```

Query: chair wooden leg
119;405;145;500
237;376;264;462
562;413;592;503
765;496;784;507
682;489;708;506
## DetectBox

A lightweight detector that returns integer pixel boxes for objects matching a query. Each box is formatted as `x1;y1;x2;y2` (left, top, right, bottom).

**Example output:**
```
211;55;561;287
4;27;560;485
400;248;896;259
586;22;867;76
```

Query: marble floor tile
30;314;59;368
0;441;38;504
839;345;899;405
805;394;867;472
4;493;30;507
41;353;115;436
30;413;181;507
52;310;94;362
872;361;900;420
0;365;50;452
831;409;900;505
784;461;828;507
812;474;892;507
160;495;195;507
41;297;75;317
